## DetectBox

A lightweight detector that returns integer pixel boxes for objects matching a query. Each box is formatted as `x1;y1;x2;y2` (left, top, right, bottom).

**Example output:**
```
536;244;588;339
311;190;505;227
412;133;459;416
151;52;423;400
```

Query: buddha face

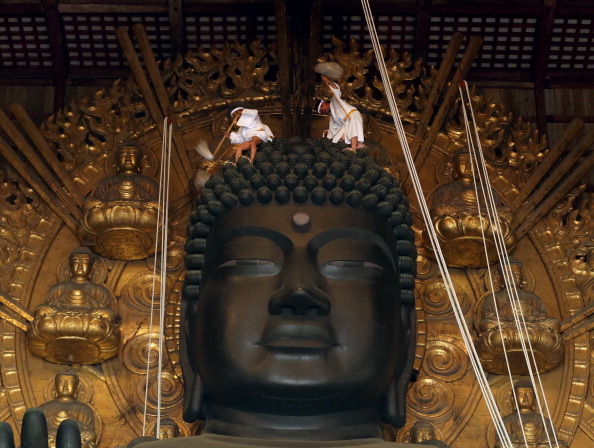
453;152;473;179
55;373;78;399
70;252;93;281
187;204;404;416
516;386;536;411
117;145;143;173
411;424;434;443
159;422;179;439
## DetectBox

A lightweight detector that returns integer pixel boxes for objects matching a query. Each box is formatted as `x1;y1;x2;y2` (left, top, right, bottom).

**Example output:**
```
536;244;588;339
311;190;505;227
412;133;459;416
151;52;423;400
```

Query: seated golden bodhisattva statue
78;141;160;260
495;381;566;448
429;148;516;268
476;260;563;375
28;247;121;364
40;370;97;448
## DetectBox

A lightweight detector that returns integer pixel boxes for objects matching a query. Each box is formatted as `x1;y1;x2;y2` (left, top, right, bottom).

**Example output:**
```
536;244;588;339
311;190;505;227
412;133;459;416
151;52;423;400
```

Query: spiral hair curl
184;137;417;304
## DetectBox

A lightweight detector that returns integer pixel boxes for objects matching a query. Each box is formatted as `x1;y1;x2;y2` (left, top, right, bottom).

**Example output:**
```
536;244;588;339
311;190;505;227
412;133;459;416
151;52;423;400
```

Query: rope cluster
184;137;417;304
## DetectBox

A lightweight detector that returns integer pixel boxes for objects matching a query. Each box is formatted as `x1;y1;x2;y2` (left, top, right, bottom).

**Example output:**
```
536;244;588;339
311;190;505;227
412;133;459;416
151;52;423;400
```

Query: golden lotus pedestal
79;203;159;261
431;214;517;268
28;310;121;365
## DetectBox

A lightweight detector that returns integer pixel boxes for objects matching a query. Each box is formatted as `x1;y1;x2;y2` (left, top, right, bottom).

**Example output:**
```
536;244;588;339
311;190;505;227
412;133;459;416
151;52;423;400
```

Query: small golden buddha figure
429;148;516;267
28;247;121;364
158;418;180;439
40;370;97;448
78;141;160;260
410;421;448;447
496;381;566;448
476;260;563;375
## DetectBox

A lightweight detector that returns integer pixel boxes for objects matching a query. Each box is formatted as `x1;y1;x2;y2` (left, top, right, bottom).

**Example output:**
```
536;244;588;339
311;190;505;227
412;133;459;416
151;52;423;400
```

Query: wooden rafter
41;0;67;111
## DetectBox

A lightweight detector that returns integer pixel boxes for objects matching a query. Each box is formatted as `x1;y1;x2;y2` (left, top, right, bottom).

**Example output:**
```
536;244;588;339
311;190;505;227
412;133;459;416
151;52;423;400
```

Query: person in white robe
226;107;274;163
318;76;365;151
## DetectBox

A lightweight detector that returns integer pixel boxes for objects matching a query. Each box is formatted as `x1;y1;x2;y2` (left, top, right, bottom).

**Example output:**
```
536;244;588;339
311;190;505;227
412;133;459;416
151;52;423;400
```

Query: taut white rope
359;1;513;446
460;80;559;448
142;117;173;438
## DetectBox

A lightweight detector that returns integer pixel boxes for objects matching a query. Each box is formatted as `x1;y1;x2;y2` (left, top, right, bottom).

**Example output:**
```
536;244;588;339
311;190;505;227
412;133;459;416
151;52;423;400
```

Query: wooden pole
9;103;85;208
409;32;465;160
275;0;293;137
412;36;483;174
132;25;194;180
516;144;594;239
510;117;583;211
116;27;190;192
0;139;78;233
212;114;240;159
512;127;594;229
0;109;81;219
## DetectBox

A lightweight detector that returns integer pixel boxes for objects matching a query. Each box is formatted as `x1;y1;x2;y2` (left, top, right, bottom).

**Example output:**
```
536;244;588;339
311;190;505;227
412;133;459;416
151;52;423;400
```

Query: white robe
229;109;273;144
325;84;364;145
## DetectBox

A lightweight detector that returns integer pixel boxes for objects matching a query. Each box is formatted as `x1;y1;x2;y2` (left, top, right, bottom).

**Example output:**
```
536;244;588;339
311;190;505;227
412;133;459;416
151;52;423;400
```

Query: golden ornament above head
78;141;161;261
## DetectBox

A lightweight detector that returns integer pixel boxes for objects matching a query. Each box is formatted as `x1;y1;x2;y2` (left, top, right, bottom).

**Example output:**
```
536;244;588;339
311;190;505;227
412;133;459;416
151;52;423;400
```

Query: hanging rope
459;80;559;448
359;1;513;446
458;83;530;448
142;117;173;438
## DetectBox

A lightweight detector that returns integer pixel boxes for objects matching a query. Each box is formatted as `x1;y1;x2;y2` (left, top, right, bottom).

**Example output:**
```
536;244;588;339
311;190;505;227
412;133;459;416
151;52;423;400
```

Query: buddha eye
324;260;385;270
219;259;276;268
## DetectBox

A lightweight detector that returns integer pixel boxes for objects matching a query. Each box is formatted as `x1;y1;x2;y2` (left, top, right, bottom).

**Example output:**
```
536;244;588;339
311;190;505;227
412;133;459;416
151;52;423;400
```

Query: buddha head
452;148;473;181
116;141;144;174
69;247;95;283
55;370;79;400
182;138;417;435
515;380;536;412
410;420;436;443
158;418;180;439
497;258;525;290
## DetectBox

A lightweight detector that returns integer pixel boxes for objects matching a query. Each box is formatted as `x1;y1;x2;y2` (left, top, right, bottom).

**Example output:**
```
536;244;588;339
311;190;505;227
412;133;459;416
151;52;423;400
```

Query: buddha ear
381;303;416;427
182;373;206;422
180;298;206;422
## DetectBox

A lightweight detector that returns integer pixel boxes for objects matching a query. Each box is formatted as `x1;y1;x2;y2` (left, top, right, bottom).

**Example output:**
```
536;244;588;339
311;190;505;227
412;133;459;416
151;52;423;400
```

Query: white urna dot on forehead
292;212;311;231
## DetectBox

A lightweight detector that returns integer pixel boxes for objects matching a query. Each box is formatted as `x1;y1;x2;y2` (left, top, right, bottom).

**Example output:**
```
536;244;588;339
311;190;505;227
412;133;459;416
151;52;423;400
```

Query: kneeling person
226;106;273;163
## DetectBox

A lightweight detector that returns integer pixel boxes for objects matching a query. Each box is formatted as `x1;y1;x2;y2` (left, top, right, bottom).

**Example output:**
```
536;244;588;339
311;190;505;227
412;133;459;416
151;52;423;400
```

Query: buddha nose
269;287;331;317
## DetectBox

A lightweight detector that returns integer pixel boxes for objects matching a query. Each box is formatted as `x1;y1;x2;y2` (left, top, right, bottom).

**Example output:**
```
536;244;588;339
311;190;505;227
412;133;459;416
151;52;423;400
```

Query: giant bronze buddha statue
5;138;445;448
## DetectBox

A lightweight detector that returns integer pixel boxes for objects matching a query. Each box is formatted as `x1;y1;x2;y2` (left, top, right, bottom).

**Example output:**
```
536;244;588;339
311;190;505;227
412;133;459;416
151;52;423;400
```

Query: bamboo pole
510;117;584;211
0;109;81;219
560;300;594;333
516;145;594;239
0;139;78;232
9;103;85;208
512;127;594;229
409;32;464;160
132;24;194;180
0;292;33;322
412;36;483;174
116;27;189;192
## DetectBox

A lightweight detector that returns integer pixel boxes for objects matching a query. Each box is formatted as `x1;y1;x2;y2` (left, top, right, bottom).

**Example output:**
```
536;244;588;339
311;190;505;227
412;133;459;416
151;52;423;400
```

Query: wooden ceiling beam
168;0;186;56
413;0;432;62
533;0;557;137
42;0;67;111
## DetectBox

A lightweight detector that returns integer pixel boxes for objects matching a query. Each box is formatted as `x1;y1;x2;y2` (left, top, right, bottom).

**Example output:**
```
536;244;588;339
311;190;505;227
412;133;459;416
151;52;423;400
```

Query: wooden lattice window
0;15;52;69
185;15;249;49
255;15;277;44
321;15;415;53
428;15;538;70
548;17;594;70
62;14;171;68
